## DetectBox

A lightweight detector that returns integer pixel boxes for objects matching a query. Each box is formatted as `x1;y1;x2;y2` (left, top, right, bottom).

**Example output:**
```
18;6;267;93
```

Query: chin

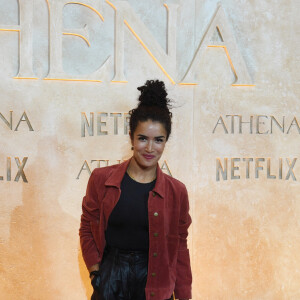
136;156;159;169
140;161;157;169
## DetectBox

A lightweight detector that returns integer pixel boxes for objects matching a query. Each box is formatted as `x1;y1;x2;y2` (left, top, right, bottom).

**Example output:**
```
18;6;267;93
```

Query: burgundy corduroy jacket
79;159;192;300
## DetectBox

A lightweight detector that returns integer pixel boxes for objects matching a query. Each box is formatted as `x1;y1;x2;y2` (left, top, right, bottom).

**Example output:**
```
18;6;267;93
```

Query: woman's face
130;120;167;170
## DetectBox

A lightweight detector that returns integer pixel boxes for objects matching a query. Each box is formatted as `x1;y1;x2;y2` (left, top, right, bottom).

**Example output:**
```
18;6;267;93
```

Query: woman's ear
129;131;134;150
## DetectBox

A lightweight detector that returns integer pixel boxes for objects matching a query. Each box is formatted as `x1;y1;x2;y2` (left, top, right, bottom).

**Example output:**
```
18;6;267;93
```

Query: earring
131;146;134;150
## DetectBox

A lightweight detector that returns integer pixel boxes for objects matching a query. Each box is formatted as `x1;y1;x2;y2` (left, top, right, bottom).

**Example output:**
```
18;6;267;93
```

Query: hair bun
137;80;170;108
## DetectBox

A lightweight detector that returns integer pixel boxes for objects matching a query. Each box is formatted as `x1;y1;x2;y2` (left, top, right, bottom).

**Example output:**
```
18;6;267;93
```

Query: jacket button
153;252;158;257
150;292;155;296
153;232;158;237
152;191;156;197
151;272;156;277
154;212;158;217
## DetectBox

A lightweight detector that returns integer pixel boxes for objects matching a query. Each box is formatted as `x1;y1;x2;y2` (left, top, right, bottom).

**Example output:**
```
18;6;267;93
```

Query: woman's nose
145;141;153;152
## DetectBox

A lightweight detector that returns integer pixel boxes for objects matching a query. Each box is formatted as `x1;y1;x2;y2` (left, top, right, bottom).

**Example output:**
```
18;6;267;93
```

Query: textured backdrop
0;0;299;299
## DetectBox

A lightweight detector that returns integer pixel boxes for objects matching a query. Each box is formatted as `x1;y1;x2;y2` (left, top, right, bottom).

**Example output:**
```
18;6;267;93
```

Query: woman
79;80;192;300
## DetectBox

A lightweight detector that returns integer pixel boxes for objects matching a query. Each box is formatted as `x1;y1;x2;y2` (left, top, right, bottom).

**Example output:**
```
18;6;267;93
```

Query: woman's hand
88;264;100;281
90;270;102;291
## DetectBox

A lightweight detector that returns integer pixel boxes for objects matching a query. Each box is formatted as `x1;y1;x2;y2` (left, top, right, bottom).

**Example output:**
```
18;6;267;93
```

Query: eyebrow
137;134;166;139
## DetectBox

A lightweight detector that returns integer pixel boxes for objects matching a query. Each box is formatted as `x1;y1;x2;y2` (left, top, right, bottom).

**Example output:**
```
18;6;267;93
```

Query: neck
127;157;157;183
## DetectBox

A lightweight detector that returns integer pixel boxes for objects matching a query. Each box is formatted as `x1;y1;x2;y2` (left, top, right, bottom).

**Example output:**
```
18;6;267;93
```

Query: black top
105;172;156;251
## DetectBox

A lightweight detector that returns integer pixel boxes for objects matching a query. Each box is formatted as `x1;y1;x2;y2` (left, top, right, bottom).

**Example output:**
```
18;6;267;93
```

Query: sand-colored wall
0;0;299;299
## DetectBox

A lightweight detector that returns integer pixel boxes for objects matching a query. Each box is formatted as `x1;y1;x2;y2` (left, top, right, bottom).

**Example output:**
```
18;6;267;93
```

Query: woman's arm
174;185;192;300
79;171;101;269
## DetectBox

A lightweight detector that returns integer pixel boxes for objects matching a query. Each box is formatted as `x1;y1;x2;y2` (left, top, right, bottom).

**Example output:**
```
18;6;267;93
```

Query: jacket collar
152;163;165;199
104;159;131;188
105;158;165;199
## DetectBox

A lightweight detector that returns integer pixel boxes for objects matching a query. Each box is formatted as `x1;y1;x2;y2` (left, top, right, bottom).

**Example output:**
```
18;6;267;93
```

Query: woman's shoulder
90;163;122;181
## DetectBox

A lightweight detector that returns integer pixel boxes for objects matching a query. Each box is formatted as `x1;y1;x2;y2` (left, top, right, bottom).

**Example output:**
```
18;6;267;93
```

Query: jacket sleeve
174;185;192;299
79;170;101;269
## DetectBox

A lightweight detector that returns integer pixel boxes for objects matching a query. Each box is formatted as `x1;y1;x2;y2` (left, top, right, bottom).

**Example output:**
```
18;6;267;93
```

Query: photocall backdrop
0;0;299;299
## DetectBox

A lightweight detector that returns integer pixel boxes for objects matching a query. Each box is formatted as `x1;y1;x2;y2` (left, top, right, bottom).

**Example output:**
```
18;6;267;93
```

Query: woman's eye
155;138;163;143
138;137;146;141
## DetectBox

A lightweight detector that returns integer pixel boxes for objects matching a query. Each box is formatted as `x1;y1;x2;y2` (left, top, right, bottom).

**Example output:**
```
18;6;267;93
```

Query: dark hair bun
130;79;173;140
137;80;170;108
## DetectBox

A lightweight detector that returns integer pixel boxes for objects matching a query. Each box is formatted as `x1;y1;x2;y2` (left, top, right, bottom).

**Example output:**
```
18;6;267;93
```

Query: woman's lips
143;154;155;160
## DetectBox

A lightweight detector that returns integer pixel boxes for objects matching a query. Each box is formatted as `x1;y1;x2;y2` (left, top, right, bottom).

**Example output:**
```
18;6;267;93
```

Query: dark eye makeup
137;134;165;142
